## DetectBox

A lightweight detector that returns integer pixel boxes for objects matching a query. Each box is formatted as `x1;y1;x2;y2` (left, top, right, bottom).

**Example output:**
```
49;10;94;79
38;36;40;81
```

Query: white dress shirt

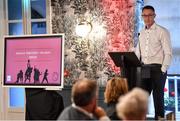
135;23;172;72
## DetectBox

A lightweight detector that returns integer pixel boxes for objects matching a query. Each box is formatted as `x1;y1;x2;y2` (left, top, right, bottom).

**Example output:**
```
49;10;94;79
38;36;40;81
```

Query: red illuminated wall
102;0;135;73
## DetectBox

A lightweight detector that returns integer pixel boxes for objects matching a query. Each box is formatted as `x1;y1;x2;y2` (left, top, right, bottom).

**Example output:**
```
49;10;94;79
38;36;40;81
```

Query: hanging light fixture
75;21;92;37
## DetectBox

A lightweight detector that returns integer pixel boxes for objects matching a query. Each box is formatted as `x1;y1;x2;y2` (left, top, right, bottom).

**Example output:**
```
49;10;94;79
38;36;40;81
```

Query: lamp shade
75;21;92;37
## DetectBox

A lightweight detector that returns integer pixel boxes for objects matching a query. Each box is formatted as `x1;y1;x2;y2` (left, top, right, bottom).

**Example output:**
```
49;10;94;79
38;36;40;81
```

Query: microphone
138;33;140;37
138;33;142;64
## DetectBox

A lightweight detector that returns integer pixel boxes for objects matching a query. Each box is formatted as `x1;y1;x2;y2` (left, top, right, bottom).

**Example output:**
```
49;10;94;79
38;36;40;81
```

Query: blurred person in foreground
116;87;149;120
57;79;110;121
104;77;128;120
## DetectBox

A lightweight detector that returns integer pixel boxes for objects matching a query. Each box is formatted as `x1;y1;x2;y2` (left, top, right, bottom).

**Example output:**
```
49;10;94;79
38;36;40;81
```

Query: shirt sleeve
160;29;172;72
135;41;140;60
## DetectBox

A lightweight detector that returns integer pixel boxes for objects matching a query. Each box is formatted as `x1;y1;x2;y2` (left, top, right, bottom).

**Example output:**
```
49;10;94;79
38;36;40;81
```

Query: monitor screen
3;34;64;89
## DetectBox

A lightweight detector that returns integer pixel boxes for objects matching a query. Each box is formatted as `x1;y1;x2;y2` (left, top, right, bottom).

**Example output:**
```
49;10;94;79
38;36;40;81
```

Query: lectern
108;52;141;90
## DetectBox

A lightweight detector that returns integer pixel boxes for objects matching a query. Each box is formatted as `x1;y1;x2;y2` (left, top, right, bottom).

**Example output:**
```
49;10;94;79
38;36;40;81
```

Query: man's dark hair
72;79;97;106
142;5;155;12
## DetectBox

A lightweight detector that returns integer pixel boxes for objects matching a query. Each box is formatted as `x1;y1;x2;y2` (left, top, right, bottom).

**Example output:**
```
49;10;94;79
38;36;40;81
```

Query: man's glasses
141;14;155;18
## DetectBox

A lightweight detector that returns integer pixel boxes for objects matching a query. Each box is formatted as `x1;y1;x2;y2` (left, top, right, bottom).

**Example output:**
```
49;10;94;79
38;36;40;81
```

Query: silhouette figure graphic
27;59;31;68
24;60;33;83
34;67;41;84
16;70;23;83
42;69;49;84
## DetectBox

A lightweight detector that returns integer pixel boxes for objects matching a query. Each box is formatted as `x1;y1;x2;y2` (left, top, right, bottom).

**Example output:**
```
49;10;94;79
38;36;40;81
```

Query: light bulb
75;21;92;37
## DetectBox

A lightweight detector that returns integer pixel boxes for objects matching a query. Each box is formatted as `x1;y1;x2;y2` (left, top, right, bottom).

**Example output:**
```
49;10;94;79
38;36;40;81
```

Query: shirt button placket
145;31;149;63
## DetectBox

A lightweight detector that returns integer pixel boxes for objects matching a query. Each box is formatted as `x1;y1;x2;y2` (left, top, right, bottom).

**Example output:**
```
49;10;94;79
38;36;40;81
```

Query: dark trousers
139;64;167;120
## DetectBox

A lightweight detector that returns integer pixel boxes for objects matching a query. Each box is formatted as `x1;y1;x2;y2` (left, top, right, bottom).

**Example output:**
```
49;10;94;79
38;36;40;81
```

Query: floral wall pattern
134;0;144;46
51;0;136;86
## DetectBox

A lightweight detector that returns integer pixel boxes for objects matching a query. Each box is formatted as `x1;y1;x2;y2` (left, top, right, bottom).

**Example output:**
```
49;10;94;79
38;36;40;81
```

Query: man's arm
135;41;140;60
161;29;172;73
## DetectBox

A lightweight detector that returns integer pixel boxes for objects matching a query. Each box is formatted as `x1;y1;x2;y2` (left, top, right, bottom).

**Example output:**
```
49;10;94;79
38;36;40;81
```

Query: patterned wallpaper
134;0;144;46
51;0;137;86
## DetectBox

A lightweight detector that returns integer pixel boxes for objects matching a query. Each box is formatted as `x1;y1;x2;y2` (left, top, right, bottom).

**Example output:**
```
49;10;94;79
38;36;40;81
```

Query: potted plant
164;93;175;111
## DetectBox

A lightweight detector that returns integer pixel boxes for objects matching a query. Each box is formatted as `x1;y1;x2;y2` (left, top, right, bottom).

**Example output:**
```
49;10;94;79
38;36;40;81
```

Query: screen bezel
2;34;64;89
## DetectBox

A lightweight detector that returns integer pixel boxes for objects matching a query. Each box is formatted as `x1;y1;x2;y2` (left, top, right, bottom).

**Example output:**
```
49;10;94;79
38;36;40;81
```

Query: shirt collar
72;103;94;119
145;22;157;30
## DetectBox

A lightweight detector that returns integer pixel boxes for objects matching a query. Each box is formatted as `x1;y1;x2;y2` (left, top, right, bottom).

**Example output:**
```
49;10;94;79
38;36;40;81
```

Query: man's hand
94;106;107;119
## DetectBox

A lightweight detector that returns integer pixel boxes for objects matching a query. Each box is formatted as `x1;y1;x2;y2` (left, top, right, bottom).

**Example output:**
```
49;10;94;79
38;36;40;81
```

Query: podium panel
108;52;141;67
108;52;142;90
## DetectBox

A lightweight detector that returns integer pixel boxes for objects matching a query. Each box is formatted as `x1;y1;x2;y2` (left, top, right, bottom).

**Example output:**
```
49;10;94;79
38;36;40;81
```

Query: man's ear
154;14;156;18
91;96;97;106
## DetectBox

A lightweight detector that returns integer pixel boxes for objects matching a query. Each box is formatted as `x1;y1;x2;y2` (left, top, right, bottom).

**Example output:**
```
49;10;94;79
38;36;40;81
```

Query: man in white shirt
135;5;172;120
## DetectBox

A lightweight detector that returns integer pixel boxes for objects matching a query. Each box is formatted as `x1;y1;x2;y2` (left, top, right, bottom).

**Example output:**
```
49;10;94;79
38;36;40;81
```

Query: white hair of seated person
116;88;149;120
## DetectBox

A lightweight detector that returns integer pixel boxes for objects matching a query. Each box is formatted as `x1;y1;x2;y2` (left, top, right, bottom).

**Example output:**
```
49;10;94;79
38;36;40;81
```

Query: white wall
0;0;4;120
0;0;5;119
144;0;180;74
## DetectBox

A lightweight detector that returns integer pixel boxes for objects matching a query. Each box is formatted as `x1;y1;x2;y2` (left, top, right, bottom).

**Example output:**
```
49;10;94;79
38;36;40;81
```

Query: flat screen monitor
3;34;64;89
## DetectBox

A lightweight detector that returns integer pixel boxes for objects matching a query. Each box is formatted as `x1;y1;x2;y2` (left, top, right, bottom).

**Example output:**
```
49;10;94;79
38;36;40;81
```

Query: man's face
142;9;155;28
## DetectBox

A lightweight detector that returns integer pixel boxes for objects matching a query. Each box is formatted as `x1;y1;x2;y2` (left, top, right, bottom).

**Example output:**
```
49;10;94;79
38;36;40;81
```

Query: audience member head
116;88;149;120
104;77;128;104
71;79;97;111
